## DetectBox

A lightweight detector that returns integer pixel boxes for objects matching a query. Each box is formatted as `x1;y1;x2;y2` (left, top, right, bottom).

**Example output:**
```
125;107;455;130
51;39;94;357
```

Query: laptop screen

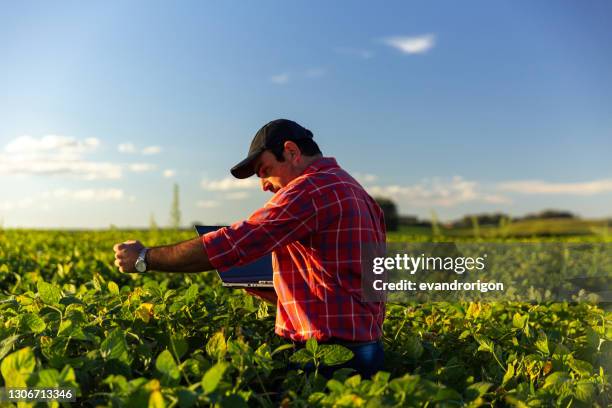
195;225;273;286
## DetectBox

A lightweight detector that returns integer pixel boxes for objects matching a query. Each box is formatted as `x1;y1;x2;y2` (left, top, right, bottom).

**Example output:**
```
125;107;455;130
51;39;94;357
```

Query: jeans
290;340;384;379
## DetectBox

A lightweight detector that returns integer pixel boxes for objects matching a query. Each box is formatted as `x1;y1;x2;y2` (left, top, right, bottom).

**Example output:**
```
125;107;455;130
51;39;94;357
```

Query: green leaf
289;348;313;365
155;350;180;386
0;335;20;360
183;284;198;304
534;331;549;355
502;362;515;386
20;313;46;333
404;335;424;360
543;372;571;390
306;338;318;354
552;343;570;357
57;319;88;340
432;387;463;402
1;347;36;387
219;394;248;408
574;380;595;402
465;381;492;400
108;281;120;295
474;334;495;354
144;280;163;299
148;390;165;408
170;334;189;360
271;343;295;356
326;379;345;393
36;368;60;387
345;374;361;388
37;280;62;305
176;389;198;408
568;358;593;376
206;332;227;360
100;328;131;364
202;362;227;395
321;345;354;366
512;312;528;329
59;365;77;387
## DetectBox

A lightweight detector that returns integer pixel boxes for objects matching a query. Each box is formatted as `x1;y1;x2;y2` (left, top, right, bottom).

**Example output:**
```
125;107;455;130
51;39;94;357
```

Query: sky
0;1;611;228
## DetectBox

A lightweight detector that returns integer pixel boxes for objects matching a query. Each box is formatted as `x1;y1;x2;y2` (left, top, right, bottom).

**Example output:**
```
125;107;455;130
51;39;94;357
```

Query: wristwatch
134;247;149;273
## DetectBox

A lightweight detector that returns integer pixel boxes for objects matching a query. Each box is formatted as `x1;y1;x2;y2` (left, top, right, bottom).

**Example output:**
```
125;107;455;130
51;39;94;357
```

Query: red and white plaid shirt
202;157;386;342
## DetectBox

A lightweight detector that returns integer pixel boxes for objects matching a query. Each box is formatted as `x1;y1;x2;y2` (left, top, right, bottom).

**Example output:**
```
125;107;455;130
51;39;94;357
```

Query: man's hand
244;288;278;305
113;240;145;273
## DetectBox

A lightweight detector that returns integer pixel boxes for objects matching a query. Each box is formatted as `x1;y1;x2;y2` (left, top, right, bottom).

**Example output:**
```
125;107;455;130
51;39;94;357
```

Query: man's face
254;148;299;193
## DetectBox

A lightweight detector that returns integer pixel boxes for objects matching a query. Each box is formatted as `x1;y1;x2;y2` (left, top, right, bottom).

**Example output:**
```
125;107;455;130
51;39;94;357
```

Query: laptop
195;225;274;289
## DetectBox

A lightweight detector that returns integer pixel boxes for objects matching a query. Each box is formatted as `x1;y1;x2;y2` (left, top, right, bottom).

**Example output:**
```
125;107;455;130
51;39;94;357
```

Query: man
113;119;386;378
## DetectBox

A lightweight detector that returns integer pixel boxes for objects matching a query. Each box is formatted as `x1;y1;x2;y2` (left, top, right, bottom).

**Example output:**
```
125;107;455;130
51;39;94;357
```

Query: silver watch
135;247;149;273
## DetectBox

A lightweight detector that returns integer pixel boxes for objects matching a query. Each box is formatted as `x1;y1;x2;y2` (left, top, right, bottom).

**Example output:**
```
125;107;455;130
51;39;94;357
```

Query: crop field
0;229;611;407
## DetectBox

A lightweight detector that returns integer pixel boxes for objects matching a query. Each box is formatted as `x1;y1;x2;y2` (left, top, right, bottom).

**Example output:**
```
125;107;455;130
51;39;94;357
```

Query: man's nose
261;178;271;192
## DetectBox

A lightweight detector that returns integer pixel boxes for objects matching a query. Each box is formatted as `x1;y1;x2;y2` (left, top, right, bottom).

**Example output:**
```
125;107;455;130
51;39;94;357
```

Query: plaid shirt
202;157;386;342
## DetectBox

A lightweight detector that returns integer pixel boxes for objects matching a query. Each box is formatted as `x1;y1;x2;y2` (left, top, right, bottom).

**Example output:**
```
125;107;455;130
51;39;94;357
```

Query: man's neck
299;154;323;172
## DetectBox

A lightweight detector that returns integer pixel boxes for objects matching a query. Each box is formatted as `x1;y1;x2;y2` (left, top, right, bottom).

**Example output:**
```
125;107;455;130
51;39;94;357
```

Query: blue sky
1;1;611;228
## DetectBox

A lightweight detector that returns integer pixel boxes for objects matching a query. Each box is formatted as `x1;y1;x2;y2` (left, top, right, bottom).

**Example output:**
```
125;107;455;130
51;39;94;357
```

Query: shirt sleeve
202;181;316;272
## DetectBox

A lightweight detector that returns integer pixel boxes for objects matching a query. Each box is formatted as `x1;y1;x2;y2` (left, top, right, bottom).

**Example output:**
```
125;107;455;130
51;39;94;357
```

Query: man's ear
283;141;301;162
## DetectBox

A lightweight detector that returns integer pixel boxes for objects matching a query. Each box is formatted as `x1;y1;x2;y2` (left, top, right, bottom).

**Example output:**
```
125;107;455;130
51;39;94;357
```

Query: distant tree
538;209;576;219
430;210;441;237
399;215;418;226
170;183;181;229
452;213;510;228
374;197;399;231
149;213;158;232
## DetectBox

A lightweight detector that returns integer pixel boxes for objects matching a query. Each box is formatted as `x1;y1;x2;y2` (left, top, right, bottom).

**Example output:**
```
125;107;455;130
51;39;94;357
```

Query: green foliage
0;229;610;406
374;197;399;231
170;183;181;229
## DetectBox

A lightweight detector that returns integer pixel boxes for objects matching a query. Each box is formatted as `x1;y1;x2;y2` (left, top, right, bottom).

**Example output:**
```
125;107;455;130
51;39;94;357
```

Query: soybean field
0;229;610;407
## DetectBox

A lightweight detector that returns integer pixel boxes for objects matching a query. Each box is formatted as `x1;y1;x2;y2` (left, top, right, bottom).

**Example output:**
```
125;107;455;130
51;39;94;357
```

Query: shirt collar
279;157;339;193
300;157;339;176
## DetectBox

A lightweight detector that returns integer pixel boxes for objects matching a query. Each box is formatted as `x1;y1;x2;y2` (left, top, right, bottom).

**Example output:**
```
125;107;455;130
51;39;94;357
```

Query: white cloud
497;179;612;195
128;163;156;172
2;188;125;211
163;169;176;178
0;160;122;180
201;176;259;191
197;200;219;208
368;176;510;207
44;188;124;201
270;73;290;85
383;34;435;54
6;135;99;155
335;47;374;59
142;145;162;155
118;143;136;153
0;197;35;211
118;143;162;155
225;191;250;200
305;68;326;78
354;173;378;184
0;135;121;180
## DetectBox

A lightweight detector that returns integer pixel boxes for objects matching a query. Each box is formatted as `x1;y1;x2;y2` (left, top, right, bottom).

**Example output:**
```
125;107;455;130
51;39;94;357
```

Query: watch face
135;259;146;272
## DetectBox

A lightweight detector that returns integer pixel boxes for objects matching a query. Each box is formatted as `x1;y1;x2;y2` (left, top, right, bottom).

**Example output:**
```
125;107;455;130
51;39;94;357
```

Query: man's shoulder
273;157;364;202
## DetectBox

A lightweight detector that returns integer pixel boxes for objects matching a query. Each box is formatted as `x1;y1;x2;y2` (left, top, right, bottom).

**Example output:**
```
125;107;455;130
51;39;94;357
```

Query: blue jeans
290;340;384;379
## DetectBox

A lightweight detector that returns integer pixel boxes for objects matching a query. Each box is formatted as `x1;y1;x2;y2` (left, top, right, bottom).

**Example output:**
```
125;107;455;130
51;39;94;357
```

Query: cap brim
230;150;262;179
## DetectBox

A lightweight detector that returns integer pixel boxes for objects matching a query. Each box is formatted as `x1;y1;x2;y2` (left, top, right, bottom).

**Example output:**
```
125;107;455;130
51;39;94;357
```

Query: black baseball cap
230;119;313;179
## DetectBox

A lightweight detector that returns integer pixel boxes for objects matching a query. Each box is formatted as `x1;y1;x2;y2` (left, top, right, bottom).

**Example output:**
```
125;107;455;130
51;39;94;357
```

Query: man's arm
147;238;214;273
244;288;278;305
113;238;213;273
